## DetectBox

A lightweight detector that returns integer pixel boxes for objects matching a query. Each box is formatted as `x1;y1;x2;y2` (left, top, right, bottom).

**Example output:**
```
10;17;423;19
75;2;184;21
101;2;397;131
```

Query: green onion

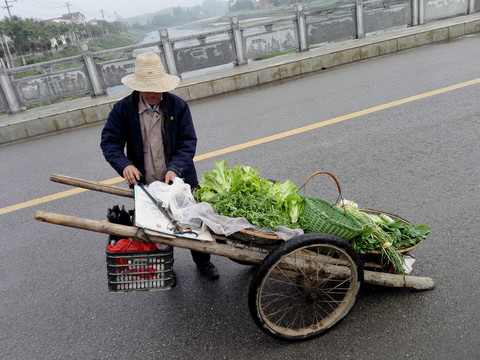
338;200;405;273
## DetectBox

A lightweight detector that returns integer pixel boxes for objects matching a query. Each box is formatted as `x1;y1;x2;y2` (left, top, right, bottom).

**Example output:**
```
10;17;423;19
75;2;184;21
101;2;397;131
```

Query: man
100;52;219;281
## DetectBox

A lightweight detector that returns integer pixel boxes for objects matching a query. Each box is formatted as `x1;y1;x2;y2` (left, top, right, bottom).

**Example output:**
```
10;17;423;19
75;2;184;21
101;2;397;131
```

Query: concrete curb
1;13;479;145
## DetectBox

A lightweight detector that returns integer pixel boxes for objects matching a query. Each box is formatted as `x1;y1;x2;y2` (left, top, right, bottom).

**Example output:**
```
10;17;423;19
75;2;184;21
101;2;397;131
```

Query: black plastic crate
106;241;174;292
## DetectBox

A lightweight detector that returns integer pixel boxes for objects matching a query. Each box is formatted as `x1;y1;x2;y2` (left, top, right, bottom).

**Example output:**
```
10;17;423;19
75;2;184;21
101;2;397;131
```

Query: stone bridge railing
0;0;479;114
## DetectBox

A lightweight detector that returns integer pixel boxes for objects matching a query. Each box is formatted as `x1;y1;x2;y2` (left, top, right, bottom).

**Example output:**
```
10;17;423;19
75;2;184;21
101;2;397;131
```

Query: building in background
49;12;87;26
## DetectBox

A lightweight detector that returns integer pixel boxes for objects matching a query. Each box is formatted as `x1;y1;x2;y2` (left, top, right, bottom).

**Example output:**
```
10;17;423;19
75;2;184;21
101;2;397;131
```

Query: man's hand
165;170;177;184
122;165;142;186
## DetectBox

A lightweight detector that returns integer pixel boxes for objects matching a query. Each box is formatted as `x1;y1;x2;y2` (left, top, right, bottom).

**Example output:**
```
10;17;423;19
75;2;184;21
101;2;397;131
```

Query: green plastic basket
301;195;363;241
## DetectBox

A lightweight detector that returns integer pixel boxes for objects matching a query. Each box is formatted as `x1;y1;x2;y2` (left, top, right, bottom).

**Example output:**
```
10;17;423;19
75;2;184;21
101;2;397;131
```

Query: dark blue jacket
100;91;198;187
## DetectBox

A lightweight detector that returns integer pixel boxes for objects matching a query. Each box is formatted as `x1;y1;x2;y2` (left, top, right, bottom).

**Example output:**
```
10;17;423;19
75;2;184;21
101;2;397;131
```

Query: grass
257;49;296;60
13;61;84;80
222;0;352;20
88;29;143;50
10;29;144;109
25;93;87;110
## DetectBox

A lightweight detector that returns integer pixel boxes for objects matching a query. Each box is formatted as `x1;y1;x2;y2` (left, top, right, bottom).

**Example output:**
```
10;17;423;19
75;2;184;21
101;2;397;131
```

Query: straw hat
121;53;180;93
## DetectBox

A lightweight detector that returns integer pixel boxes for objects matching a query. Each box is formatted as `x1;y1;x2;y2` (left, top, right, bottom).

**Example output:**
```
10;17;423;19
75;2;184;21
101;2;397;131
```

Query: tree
2;17;36;55
0;16;74;56
230;0;254;11
88;24;103;38
202;0;228;17
150;13;176;28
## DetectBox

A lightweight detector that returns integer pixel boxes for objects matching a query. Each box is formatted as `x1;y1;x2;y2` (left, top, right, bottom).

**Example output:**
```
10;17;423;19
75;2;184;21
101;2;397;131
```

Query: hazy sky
2;0;205;21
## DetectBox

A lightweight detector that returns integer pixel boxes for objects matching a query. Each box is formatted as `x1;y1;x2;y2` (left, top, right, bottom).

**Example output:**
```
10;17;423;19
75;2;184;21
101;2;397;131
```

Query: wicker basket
302;195;363;240
299;171;363;241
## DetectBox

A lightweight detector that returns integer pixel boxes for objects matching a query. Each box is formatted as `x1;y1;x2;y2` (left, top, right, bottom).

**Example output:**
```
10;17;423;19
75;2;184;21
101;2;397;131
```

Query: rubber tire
248;233;363;341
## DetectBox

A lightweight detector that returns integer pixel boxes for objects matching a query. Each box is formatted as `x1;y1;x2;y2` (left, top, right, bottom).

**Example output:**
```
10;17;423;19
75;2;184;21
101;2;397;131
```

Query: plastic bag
107;238;157;252
148;178;203;231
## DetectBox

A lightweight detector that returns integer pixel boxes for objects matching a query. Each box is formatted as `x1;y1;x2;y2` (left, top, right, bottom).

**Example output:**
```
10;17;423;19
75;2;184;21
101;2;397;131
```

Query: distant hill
124;8;173;26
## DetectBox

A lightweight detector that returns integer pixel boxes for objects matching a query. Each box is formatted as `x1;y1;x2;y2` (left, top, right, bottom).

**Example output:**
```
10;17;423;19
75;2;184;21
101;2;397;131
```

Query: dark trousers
191;250;210;265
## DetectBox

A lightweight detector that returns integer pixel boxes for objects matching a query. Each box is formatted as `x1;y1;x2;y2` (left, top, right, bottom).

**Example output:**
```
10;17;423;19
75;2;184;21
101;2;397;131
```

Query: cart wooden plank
34;211;266;264
34;210;435;290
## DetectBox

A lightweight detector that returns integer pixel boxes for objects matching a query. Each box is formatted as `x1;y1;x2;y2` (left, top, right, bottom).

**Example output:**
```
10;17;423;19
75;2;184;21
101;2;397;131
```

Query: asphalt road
1;34;479;359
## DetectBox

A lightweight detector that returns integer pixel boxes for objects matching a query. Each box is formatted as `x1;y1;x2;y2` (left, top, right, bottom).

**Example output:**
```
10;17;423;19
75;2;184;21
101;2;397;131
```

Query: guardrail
0;0;478;114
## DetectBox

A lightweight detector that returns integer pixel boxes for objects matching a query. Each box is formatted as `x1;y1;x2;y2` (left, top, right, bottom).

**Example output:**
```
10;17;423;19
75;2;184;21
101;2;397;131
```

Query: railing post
0;59;21;113
412;0;419;26
230;16;247;66
80;42;104;96
418;0;425;25
468;0;475;14
159;28;178;76
294;3;309;52
355;0;365;38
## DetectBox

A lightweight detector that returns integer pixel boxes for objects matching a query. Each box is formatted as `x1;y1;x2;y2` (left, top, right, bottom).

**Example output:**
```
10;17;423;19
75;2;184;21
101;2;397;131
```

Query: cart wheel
248;233;363;341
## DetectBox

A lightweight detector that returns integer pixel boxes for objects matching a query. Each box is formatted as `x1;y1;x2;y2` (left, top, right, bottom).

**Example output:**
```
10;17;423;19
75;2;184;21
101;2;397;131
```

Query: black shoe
197;261;219;281
170;271;177;289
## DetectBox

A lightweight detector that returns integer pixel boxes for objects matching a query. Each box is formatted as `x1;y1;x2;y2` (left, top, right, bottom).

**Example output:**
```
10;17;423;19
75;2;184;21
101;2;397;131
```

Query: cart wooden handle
50;174;133;198
34;210;266;264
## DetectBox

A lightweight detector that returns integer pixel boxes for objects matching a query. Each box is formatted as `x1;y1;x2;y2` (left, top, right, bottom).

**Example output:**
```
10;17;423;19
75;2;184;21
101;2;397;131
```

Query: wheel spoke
250;235;362;340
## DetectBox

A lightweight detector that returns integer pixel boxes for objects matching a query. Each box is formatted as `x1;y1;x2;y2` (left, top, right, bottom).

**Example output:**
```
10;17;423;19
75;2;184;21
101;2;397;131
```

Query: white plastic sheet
148;178;303;241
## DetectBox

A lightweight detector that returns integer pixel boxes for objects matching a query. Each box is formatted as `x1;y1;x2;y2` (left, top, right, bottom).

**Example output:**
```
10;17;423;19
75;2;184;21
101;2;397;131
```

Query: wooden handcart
34;174;435;342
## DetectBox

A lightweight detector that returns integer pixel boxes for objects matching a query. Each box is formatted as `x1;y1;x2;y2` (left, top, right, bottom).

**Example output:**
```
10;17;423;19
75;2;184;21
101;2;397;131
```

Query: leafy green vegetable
284;193;304;224
339;204;405;272
196;159;232;196
194;160;305;230
337;200;431;273
379;220;431;249
379;213;395;224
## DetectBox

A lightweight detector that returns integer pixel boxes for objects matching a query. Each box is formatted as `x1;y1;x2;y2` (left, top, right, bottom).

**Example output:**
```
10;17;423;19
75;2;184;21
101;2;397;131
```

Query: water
108;18;272;93
137;23;235;79
108;24;214;94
